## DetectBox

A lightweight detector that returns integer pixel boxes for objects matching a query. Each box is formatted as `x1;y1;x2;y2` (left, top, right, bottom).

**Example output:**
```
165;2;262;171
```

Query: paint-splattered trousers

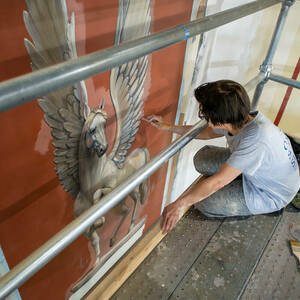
193;145;252;218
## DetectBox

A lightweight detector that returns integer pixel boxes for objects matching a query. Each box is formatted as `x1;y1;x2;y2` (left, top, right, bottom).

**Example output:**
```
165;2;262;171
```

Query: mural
0;0;193;298
0;0;295;298
24;0;151;275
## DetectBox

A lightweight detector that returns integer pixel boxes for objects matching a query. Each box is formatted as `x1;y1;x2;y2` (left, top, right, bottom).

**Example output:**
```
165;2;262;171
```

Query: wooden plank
290;240;300;265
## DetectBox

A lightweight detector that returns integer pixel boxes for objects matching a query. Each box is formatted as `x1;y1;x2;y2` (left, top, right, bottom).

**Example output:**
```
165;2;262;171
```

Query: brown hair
194;80;250;129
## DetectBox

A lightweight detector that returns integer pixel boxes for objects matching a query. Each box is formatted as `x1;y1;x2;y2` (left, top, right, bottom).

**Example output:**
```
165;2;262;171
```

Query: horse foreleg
94;216;105;229
93;188;111;229
129;188;140;232
139;178;149;205
85;227;101;265
93;188;112;203
110;202;130;247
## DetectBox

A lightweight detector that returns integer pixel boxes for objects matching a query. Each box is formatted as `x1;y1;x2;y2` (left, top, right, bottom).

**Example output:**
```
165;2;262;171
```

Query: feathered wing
109;0;151;168
24;0;90;198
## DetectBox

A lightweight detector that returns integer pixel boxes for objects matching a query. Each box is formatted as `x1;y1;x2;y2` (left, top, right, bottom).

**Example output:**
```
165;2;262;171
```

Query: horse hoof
110;238;115;247
128;224;134;233
94;216;105;228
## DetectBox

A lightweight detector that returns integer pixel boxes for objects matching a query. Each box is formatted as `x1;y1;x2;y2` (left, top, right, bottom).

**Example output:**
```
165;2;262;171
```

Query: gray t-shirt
216;112;300;214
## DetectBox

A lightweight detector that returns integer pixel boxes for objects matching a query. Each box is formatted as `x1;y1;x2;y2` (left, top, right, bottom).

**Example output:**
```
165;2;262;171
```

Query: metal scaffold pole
0;0;282;113
269;73;300;89
251;0;296;111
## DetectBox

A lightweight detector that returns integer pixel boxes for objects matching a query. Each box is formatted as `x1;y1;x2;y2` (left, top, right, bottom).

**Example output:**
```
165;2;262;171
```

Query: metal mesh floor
111;209;222;300
241;206;300;300
111;206;299;300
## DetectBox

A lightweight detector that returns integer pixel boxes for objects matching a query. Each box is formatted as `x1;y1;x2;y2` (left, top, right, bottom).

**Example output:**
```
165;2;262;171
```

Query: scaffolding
0;0;299;298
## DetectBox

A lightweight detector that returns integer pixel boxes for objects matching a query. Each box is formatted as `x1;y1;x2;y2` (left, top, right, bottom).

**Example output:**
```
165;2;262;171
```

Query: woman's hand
161;199;185;234
143;115;171;131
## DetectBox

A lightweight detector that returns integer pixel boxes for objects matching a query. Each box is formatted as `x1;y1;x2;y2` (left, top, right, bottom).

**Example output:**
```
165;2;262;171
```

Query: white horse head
82;108;108;158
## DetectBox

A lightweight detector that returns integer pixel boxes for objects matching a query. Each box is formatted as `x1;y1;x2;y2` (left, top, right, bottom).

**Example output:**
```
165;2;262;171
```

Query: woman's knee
193;145;228;175
194;202;225;218
194;146;210;173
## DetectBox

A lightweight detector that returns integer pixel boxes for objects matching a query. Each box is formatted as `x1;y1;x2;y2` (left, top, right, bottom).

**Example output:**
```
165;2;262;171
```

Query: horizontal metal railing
269;73;300;89
0;0;287;298
0;0;282;113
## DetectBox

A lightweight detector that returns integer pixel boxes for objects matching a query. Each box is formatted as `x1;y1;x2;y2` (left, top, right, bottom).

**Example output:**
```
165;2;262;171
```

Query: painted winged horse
24;0;151;265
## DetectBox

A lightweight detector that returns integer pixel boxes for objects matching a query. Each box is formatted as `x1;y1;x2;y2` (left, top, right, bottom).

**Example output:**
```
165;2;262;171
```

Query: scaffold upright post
251;0;295;111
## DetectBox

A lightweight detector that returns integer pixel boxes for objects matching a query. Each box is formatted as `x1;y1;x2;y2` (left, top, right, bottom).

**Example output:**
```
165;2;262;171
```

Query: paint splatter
156;242;168;256
214;276;225;287
191;268;200;281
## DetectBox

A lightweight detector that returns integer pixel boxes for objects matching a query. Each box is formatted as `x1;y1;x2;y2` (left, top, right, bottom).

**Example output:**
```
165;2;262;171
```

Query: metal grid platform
169;212;281;299
110;205;300;300
241;207;300;300
111;209;221;300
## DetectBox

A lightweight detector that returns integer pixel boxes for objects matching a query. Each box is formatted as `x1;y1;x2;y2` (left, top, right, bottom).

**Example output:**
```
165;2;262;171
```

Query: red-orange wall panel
0;0;193;298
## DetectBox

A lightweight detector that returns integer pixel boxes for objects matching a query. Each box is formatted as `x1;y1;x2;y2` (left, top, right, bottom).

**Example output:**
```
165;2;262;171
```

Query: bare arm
161;163;241;233
144;115;223;140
